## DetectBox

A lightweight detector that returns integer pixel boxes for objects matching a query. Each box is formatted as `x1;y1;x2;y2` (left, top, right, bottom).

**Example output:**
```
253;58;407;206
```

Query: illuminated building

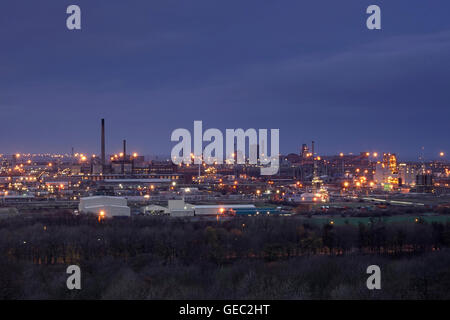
374;153;400;189
398;163;418;186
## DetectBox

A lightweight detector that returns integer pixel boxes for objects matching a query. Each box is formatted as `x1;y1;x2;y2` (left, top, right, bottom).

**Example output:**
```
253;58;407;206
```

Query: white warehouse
78;196;131;218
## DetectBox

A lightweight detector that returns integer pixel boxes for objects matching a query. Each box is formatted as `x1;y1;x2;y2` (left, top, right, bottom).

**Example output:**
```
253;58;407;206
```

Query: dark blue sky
0;1;449;160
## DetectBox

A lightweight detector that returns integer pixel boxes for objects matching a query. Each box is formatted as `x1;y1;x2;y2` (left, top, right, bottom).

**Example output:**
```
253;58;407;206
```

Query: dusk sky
0;1;449;160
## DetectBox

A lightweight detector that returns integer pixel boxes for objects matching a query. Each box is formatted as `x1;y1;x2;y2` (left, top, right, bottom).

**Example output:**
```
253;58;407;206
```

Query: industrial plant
0;118;448;222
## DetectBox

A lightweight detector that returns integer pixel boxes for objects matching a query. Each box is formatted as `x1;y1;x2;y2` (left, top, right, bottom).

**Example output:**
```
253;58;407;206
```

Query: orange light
48;163;52;167
339;153;344;157
373;152;378;157
98;210;106;222
440;152;445;157
133;152;138;157
219;208;225;214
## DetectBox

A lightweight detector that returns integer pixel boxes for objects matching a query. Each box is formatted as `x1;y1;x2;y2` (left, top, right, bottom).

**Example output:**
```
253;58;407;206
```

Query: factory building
374;154;400;189
168;199;195;217
287;192;327;203
164;199;256;217
78;196;130;218
194;204;256;216
398;163;418;186
149;199;280;217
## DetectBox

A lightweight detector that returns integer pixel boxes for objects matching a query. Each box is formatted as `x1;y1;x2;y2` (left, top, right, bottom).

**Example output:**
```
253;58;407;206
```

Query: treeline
1;212;450;299
1;212;450;265
2;248;450;299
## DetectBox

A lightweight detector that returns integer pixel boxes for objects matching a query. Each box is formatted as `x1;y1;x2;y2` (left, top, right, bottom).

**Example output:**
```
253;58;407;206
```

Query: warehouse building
194;204;256;216
168;199;195;217
164;199;256;217
78;196;130;218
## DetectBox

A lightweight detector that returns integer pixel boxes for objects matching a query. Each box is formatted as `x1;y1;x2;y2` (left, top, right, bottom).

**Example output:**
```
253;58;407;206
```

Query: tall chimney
101;119;105;170
122;139;126;174
312;140;317;180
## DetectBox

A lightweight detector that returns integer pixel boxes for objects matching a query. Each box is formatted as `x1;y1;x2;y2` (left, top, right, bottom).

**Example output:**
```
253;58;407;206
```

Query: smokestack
122;139;126;174
312;140;317;178
101;119;105;169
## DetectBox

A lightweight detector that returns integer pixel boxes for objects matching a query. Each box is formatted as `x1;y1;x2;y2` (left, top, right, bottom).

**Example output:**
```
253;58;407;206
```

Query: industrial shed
194;204;256;216
78;196;130;218
168;199;195;217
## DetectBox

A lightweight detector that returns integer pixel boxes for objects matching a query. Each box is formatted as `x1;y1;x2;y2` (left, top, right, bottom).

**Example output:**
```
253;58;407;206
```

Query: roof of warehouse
80;196;126;200
83;204;130;209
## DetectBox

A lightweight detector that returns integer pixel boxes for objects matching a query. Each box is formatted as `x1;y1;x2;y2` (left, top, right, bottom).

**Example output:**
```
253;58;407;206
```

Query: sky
0;0;449;160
